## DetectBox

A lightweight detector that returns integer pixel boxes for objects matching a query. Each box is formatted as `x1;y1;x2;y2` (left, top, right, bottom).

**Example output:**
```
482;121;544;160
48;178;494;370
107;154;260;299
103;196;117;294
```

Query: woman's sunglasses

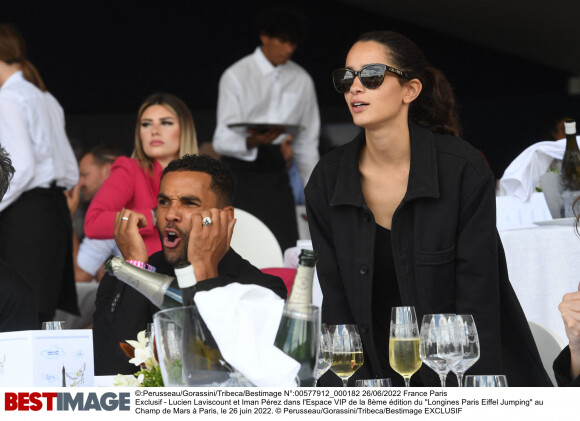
331;63;410;94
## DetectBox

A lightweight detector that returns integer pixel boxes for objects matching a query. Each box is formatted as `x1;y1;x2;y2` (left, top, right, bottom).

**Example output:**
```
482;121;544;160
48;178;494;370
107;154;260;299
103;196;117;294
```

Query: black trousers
222;145;298;252
0;186;78;321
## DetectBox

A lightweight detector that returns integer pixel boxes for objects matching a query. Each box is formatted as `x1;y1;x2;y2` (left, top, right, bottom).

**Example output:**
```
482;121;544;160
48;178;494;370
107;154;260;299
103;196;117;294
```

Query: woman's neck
362;122;411;167
0;62;20;87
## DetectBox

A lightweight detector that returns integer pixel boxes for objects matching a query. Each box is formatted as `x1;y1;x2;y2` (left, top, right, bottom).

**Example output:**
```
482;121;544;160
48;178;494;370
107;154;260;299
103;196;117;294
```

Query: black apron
0;184;79;321
222;144;298;252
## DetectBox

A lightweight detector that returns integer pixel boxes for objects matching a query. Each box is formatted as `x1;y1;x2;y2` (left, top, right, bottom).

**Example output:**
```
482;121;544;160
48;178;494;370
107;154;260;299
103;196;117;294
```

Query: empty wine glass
419;314;463;387
355;378;392;387
42;321;66;330
329;324;364;387
464;375;508;387
313;323;333;383
389;306;422;387
451;315;480;387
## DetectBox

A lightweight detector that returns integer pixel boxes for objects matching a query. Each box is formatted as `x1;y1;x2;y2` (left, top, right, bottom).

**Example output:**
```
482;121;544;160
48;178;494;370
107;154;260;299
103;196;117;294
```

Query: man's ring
202;217;213;226
121;216;129;221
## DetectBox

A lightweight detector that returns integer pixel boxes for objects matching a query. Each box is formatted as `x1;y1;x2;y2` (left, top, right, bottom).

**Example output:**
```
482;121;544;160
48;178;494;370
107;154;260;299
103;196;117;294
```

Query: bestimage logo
4;392;130;411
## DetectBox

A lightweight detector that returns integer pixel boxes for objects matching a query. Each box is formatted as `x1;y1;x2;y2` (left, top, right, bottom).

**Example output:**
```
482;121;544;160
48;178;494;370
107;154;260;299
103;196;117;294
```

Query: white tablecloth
500;224;580;346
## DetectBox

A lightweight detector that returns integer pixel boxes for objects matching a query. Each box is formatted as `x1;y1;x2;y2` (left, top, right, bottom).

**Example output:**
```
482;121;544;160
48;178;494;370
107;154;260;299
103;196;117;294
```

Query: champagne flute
329;324;364;387
389;306;422;387
464;375;508;387
419;314;463;387
313;323;333;383
274;303;320;387
451;315;480;387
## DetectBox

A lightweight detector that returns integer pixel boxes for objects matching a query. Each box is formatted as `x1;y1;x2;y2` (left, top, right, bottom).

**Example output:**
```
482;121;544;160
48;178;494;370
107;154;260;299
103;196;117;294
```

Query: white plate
533;217;576;226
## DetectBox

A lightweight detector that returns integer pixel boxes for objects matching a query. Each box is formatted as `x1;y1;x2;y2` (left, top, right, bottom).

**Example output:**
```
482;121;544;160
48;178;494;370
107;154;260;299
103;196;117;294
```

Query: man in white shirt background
212;7;320;252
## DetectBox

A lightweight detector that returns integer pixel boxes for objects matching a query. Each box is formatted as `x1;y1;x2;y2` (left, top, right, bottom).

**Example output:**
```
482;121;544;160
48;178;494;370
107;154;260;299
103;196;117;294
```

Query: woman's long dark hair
0;24;46;91
357;31;461;137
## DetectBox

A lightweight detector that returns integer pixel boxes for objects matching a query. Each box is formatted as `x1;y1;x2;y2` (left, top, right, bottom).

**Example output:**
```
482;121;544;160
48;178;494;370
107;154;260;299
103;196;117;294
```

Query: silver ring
121;216;129;221
202;217;213;226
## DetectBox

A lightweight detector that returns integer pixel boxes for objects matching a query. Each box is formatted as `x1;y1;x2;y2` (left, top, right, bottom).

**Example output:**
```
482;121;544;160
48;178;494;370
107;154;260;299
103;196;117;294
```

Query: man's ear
224;206;234;220
403;78;422;104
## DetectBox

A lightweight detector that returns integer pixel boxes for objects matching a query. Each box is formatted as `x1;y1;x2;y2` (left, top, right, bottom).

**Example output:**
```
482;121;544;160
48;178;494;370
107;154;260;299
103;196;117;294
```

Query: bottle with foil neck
561;119;580;191
560;119;580;217
105;256;182;309
174;262;198;307
286;249;316;304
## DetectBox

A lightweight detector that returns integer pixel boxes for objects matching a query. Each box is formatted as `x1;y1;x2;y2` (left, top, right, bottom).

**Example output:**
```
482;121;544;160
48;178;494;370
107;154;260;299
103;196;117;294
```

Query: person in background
0;146;39;331
93;154;286;375
57;145;123;328
305;30;551;386
212;7;320;252
84;93;198;257
0;23;79;323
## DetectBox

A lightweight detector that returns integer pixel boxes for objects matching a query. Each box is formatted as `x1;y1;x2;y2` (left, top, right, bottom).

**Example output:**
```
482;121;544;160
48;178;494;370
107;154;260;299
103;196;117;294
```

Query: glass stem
439;374;447;387
456;373;464;387
342;378;348;387
403;376;411;387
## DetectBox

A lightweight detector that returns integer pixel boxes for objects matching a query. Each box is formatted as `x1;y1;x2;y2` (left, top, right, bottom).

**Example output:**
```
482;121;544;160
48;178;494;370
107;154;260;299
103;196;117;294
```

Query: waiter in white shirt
212;7;320;251
0;24;79;324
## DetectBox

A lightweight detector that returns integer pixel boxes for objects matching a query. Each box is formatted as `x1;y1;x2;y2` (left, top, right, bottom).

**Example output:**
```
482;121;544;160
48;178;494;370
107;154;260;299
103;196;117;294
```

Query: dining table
499;222;579;347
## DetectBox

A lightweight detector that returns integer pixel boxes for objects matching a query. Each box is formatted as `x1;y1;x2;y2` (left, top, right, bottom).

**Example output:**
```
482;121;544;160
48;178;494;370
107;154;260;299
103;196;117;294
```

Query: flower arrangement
113;330;164;387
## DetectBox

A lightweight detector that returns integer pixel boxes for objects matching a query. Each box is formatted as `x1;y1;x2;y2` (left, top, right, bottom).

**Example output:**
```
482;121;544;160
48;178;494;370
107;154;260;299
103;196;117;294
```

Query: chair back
230;208;284;269
528;320;567;386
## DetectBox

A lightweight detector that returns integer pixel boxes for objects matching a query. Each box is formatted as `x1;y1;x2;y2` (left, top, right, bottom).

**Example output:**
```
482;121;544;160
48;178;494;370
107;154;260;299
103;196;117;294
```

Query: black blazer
305;124;552;386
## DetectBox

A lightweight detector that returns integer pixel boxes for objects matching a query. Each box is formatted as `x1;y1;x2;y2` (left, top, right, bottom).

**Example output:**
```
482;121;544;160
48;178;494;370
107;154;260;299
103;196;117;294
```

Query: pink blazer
84;156;162;256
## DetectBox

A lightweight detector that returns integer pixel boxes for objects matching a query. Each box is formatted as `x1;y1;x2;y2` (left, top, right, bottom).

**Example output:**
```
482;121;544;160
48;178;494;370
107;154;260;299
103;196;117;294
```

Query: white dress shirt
77;238;121;276
0;71;79;212
212;47;320;185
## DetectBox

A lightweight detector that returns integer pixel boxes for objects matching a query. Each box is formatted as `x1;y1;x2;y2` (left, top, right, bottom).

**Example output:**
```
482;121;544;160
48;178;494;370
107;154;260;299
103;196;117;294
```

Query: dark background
3;0;580;178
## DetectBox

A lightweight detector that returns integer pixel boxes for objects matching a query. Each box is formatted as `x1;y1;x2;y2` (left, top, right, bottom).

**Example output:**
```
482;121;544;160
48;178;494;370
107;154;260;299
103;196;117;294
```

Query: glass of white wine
313;324;333;383
389;306;422;387
451;315;480;387
329;324;364;387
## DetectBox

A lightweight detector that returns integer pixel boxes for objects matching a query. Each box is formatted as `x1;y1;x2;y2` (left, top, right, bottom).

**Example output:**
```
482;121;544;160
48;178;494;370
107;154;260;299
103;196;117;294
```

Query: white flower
113;373;144;387
126;330;158;368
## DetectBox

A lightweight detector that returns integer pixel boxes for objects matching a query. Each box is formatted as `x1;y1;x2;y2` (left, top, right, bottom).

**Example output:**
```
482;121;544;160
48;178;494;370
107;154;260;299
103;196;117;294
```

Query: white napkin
500;138;567;201
194;283;300;387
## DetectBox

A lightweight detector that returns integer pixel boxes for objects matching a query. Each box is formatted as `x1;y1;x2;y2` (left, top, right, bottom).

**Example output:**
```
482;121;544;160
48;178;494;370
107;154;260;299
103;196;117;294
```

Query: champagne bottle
174;262;197;306
274;249;318;386
286;249;316;305
560;118;580;217
105;256;182;309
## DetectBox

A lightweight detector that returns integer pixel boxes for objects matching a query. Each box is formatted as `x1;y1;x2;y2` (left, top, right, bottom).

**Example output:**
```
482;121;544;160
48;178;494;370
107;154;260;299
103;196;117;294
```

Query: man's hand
114;208;149;262
246;128;283;149
186;208;236;281
559;282;580;379
65;184;81;218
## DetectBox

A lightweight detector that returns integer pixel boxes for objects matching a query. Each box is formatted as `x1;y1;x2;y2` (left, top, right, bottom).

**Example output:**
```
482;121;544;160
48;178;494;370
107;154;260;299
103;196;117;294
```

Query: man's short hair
0;146;15;201
162;154;236;206
86;144;122;166
256;7;306;45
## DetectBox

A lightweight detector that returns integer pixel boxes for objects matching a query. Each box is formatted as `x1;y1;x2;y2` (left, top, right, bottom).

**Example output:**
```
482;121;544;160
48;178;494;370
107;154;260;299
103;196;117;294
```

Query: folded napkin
500;138;567;201
194;283;300;387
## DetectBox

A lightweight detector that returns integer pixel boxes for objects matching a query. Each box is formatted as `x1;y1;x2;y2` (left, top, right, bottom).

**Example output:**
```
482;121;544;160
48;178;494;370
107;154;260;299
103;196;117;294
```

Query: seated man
0;146;38;332
553;283;580;386
93;154;287;375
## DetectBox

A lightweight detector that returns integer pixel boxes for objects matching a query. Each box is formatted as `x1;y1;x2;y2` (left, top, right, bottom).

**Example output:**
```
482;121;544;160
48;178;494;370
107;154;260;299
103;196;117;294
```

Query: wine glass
419;314;463;387
42;321;66;330
313;323;333;383
355;378;392;387
329;324;364;387
389;306;422;387
274;303;321;387
451;315;480;387
464;375;508;387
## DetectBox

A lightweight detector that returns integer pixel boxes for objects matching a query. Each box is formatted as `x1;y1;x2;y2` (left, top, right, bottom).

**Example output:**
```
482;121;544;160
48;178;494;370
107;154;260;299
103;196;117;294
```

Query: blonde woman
84;93;198;255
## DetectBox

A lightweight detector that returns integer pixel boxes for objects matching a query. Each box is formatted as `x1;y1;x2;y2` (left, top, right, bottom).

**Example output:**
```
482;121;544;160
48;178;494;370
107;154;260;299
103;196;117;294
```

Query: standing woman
0;24;79;324
84;93;198;256
305;31;551;386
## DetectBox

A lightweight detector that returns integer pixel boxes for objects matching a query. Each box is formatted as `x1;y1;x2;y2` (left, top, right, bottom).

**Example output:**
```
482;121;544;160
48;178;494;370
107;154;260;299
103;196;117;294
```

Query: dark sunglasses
332;63;410;93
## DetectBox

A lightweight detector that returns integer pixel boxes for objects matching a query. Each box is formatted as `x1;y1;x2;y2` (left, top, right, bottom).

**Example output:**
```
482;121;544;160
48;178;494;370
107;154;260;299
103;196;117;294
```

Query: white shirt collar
253;46;283;77
1;70;24;89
